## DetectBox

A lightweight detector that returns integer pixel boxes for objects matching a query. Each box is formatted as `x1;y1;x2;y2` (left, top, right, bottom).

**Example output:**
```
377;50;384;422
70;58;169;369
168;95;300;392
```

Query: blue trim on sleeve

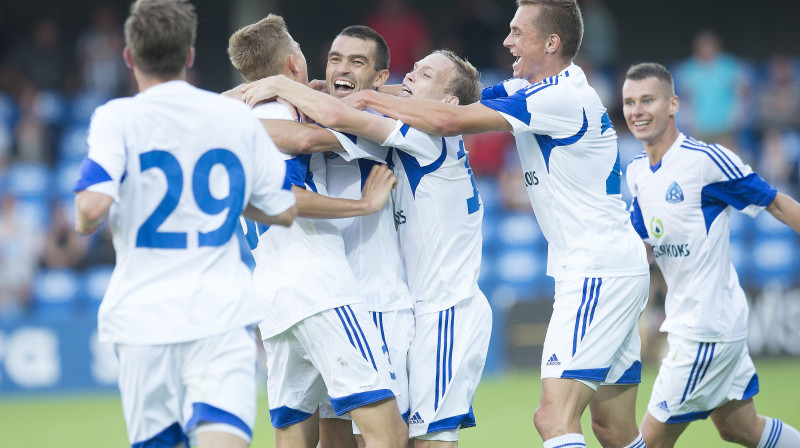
534;109;588;172
742;373;760;400
701;173;778;233
614;360;642;384
561;366;611;382
73;157;113;192
131;422;188;448
481;82;509;101
426;406;476;433
329;389;395;415
185;402;252;439
395;137;448;197
341;132;358;144
269;406;314;428
665;409;714;424
630;197;649;239
399;124;410;137
284;156;310;189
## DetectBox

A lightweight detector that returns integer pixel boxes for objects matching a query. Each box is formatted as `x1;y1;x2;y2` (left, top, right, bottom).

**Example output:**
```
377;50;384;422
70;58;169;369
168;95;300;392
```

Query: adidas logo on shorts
546;354;560;366
408;412;425;425
657;401;669;412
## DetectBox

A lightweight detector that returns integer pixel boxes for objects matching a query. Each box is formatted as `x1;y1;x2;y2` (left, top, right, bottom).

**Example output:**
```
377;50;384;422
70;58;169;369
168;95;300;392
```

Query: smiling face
326;35;384;98
399;53;457;102
622;76;679;148
503;5;548;82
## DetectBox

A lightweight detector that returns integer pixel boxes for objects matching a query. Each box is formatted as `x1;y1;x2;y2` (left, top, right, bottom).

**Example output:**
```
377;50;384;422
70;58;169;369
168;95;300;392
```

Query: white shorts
116;327;258;446
407;292;492;439
541;275;649;389
263;305;397;428
648;334;759;423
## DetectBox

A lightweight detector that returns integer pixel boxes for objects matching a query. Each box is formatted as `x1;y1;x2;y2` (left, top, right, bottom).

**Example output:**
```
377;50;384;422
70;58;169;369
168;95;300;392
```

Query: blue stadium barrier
496;212;546;249
31;269;82;319
493;247;552;301
5;161;51;200
751;234;799;289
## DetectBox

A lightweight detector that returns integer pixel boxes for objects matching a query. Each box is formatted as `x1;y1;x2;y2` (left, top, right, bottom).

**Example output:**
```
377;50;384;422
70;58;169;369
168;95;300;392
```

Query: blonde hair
433;50;481;105
228;14;294;82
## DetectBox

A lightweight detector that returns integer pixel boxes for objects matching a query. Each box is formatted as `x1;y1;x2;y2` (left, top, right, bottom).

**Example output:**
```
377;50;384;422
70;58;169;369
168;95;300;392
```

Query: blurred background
0;0;798;396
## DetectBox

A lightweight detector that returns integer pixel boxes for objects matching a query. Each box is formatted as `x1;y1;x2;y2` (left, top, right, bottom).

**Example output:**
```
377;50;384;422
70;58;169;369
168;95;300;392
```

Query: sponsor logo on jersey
652;244;691;258
524;170;539;186
546;354;560;366
665;181;684;203
650;216;664;238
394;210;406;226
408;412;425;425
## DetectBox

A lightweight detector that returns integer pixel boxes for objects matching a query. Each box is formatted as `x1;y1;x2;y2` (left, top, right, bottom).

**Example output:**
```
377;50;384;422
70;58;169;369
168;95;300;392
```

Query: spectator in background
756;55;800;133
8;17;71;93
13;84;52;163
40;203;87;269
365;0;431;80
76;3;126;97
0;194;42;314
675;30;744;148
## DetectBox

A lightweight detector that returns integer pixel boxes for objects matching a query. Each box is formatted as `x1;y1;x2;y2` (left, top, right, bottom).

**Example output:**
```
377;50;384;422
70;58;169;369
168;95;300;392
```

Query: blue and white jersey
325;132;413;312
481;64;648;280
74;80;295;345
377;121;483;314
242;102;361;339
626;133;777;342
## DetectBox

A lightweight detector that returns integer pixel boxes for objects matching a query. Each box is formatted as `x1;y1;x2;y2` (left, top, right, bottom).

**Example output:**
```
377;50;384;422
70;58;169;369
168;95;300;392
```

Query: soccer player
227;16;408;448
622;62;800;448
241;48;492;448
326;1;651;447
72;1;297;447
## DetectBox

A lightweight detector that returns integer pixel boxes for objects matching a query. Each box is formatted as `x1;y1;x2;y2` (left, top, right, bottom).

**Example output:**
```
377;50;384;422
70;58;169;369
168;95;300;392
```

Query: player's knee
715;423;749;445
533;403;560;438
590;418;614;446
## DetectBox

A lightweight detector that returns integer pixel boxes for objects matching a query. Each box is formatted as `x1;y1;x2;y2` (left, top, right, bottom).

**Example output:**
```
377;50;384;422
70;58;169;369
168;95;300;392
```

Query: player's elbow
272;204;297;227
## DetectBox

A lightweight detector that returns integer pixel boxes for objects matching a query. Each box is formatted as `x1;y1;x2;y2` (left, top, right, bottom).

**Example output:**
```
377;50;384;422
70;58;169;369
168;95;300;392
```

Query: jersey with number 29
74;81;295;345
481;65;648;280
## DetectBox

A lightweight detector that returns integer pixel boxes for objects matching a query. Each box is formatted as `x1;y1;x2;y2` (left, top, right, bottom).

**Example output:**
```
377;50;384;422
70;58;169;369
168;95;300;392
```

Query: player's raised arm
260;119;344;154
766;192;800;234
347;89;512;137
292;164;397;219
242;74;397;144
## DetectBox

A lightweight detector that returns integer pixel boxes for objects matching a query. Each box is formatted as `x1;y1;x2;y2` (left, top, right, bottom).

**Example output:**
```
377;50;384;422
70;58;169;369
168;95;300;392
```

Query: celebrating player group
72;0;800;447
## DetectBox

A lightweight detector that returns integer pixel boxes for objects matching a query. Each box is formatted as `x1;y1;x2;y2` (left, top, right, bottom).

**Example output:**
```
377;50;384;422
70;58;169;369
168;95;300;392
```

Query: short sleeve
481;78;530;101
248;125;296;216
329;129;387;162
382;120;444;164
72;104;126;200
480;83;584;137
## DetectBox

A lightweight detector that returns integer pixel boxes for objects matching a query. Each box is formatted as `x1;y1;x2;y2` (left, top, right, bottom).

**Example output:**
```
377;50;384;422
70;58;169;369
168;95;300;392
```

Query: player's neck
643;124;680;166
527;60;571;83
134;68;186;93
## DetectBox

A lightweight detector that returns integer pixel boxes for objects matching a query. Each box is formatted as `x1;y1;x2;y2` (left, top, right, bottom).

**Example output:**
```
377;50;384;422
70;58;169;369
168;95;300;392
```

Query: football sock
543;433;585;448
758;417;800;448
622;433;646;448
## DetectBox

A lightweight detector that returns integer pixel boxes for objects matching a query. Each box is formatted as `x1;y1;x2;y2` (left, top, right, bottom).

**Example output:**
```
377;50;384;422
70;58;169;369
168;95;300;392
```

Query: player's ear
669;94;680;116
445;95;460;106
287;54;300;78
184;47;195;69
372;69;390;89
123;47;135;69
545;33;561;55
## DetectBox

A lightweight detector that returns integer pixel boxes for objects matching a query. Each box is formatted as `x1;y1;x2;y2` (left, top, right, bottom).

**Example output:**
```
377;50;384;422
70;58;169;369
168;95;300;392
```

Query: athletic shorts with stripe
648;334;759;423
406;292;492;440
541;274;649;389
116;326;259;446
263;304;397;429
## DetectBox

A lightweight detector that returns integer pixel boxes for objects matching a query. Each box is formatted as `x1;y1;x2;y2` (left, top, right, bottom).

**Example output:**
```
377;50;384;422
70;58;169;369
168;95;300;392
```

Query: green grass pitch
1;359;798;447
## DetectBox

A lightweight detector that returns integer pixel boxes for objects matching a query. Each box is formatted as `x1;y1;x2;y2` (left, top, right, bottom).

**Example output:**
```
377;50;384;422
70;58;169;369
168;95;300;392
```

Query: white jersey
626;133;777;342
74;80;295;344
346;121;483;314
241;102;360;339
326;131;412;312
481;65;648;280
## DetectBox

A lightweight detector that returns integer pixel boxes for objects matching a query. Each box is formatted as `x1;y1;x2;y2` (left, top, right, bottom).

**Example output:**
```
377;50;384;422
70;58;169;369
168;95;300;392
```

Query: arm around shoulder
766;192;800;234
244;202;297;227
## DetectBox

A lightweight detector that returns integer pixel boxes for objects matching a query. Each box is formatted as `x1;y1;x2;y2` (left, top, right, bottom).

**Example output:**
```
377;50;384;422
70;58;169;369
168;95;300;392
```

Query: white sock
543;433;586;448
758;417;800;448
622;433;646;448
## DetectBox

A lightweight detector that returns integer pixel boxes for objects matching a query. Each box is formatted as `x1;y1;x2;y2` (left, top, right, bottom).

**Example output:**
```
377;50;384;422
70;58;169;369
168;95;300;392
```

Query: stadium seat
475;176;500;214
481;212;500;256
751;235;799;289
754;209;794;238
13;197;51;232
0;93;19;128
32;269;82;318
34;90;67;126
83;265;115;308
729;209;753;241
54;160;83;199
5;161;51;200
58;124;90;163
68;90;110;125
494;247;551;301
729;236;752;288
496;212;545;249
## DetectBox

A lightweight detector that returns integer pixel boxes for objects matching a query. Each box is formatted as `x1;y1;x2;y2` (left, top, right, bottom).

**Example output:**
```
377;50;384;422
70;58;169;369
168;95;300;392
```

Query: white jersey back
626;133;777;342
481;65;648;279
241;103;360;339
74;81;295;344
379;121;484;314
325;131;412;312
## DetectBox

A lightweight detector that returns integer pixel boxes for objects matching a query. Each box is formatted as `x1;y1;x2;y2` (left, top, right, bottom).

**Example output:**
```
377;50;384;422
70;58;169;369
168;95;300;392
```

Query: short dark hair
336;25;390;71
228;14;293;82
626;62;675;95
433;50;481;105
124;0;197;77
517;0;583;60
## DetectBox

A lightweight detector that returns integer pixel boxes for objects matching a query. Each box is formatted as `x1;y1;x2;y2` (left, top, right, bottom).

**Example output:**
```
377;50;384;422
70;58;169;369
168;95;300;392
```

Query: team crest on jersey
650;216;664;238
665;181;684;203
324;151;340;160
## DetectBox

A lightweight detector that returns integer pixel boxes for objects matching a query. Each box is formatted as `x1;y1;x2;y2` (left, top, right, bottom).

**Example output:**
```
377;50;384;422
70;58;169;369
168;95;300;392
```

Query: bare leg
319;417;357;448
196;431;249;448
710;398;765;447
274;410;320;448
350;397;408;448
533;377;596;441
640;411;689;448
413;440;457;448
589;384;641;447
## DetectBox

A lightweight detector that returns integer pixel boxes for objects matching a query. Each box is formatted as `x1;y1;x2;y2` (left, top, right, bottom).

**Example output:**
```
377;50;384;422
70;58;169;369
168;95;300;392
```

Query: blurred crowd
0;0;798;323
